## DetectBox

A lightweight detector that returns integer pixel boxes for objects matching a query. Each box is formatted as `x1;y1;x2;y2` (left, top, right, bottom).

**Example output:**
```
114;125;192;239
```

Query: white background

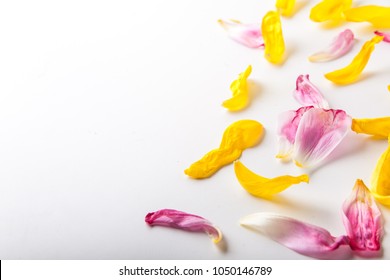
0;0;389;260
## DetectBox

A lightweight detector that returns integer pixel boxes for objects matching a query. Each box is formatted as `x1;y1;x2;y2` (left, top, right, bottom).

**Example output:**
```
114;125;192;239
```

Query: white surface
0;0;389;260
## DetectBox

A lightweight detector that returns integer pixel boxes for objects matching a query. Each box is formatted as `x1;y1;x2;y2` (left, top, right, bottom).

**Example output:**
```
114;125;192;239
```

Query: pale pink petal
145;209;222;243
342;179;383;252
240;212;349;259
276;106;314;160
293;74;330;108
293;108;352;167
309;29;355;62
218;19;264;48
374;30;390;43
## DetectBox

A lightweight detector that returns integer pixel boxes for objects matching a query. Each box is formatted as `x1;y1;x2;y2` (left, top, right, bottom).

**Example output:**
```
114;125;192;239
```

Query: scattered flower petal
374;31;390;43
351;117;390;138
185;120;264;179
371;136;390;206
234;161;309;198
276;0;296;17
310;0;352;22
293;74;329;108
309;29;355;62
262;11;285;64
342;179;383;252
145;209;222;243
222;65;252;111
325;35;383;85
218;19;264;48
344;6;390;28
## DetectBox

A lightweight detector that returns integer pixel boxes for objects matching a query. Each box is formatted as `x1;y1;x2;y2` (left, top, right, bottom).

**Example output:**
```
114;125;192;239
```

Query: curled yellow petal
276;0;296;17
222;65;252;111
344;6;390;28
185;120;264;179
351;117;390;138
310;0;352;22
371;136;390;206
262;11;285;64
234;160;309;198
324;35;383;85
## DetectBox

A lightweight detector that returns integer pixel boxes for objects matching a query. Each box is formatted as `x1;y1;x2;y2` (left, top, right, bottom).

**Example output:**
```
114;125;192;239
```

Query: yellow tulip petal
185;120;264;179
222;65;252;111
371;136;390;206
310;0;352;22
388;85;390;92
262;11;285;64
351;117;390;138
344;6;390;28
234;161;309;198
276;0;296;17
324;35;383;85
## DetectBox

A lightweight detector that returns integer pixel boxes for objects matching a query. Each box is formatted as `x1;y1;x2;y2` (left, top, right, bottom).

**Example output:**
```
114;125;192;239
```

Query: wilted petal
293;74;329;108
293;108;351;168
234;161;309;198
218;19;264;48
222;65;252;111
145;209;222;243
325;35;383;85
344;6;390;28
371;136;390;206
342;179;383;251
351;117;390;138
276;0;296;17
309;29;355;62
262;11;285;64
374;31;390;43
310;0;352;22
240;212;349;259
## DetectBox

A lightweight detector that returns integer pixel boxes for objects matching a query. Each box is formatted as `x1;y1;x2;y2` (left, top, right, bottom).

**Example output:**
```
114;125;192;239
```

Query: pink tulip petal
218;19;264;48
342;179;383;252
309;29;355;62
293;108;352;167
293;74;330;108
374;30;390;43
145;209;222;243
240;212;349;259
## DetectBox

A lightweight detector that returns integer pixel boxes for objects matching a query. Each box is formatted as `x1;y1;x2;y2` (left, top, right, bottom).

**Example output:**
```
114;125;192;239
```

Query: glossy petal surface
218;19;264;48
345;6;390;28
310;0;352;22
293;74;329;108
374;31;390;43
276;0;296;16
262;11;285;64
351;117;390;138
145;209;222;243
222;65;252;111
371;136;390;206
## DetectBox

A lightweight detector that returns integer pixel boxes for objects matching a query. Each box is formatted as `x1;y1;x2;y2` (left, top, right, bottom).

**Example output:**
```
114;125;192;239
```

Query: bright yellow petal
276;0;296;17
324;35;383;85
310;0;352;22
262;11;285;64
344;6;390;28
371;136;390;205
234;161;309;198
388;85;390;92
222;65;252;111
351;117;390;138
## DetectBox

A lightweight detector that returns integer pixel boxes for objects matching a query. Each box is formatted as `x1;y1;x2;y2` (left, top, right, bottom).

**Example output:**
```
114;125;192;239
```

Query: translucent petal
218;19;264;48
309;29;355;62
293;74;329;108
222;65;252;111
374;31;390;43
371;136;390;206
344;6;390;28
351;117;390;138
342;179;383;251
310;0;352;22
234;161;309;198
240;212;349;259
185;120;264;178
145;209;222;243
276;0;296;17
262;11;285;64
325;35;383;85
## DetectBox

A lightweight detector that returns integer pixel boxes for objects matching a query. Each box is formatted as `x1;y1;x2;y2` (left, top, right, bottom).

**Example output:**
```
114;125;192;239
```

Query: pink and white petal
293;74;330;108
293;108;352;168
342;179;383;252
145;209;222;243
218;19;264;48
309;29;355;62
374;31;390;43
240;213;350;259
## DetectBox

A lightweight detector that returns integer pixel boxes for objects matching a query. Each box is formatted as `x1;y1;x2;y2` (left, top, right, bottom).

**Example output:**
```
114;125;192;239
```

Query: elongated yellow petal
185;120;264;179
234;161;309;198
310;0;352;22
262;11;285;64
388;85;390;92
351;117;390;138
222;65;252;111
324;35;383;85
276;0;296;17
344;6;390;28
371;136;390;206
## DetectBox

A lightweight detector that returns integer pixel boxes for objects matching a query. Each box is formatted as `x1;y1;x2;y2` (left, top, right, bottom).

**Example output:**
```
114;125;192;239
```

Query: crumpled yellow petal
234;160;309;198
344;6;390;28
222;65;252;111
371;136;390;206
262;11;285;64
351;117;390;138
185;120;264;179
324;35;383;85
310;0;352;22
276;0;296;17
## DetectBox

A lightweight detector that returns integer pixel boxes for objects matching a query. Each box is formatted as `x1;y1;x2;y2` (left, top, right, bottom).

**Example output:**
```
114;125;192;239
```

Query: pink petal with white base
293;74;329;108
218;19;264;48
374;31;390;43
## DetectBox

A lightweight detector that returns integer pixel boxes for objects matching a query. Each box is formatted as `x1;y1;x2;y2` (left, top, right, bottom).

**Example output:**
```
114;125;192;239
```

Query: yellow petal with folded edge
310;0;352;22
222;65;252;111
234;160;309;198
324;35;383;85
276;0;296;17
262;11;285;64
351;117;390;138
371;136;390;206
344;6;390;28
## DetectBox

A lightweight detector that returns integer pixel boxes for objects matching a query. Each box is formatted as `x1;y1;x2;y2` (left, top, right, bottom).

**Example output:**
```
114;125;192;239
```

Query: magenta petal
145;209;222;243
374;31;390;43
342;179;383;252
293;74;330;108
240;213;350;259
293;108;352;167
309;29;355;62
218;19;264;48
